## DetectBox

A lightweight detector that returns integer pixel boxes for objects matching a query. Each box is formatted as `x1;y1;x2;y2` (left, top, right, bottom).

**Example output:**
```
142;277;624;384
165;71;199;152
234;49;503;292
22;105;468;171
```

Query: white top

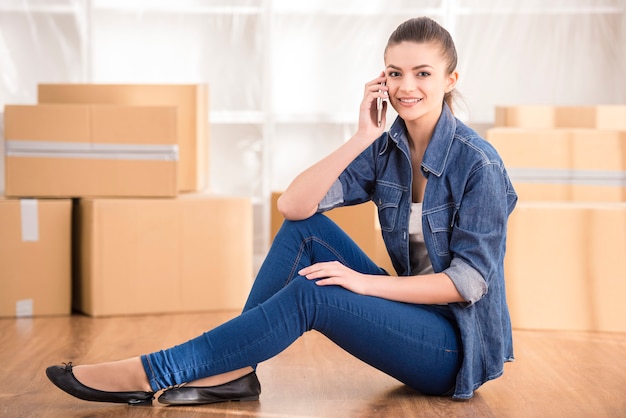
409;202;434;276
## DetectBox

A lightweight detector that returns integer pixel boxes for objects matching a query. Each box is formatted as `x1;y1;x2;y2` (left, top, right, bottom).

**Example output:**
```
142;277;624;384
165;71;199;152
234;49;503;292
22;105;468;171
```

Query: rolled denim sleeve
317;179;344;212
443;257;488;307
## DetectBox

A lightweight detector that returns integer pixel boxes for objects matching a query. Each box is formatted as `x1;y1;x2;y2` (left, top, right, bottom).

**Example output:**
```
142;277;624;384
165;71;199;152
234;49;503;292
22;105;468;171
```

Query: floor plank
0;311;624;417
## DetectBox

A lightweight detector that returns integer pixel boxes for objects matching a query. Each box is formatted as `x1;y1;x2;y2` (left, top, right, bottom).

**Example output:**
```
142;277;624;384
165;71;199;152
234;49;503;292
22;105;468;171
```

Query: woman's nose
398;79;416;93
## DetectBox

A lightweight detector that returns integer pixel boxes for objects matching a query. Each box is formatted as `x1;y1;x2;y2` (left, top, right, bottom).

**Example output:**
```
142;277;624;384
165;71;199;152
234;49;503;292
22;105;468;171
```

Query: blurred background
1;0;625;259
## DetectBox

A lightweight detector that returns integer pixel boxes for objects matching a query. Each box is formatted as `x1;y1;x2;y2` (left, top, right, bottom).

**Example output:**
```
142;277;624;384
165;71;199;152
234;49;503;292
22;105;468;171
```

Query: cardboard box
270;192;396;275
504;202;626;332
569;129;626;201
495;105;626;130
495;105;555;129
0;198;72;317
75;194;253;316
487;128;571;201
555;106;626;130
585;204;626;332
487;128;626;202
38;84;209;192
4;104;178;198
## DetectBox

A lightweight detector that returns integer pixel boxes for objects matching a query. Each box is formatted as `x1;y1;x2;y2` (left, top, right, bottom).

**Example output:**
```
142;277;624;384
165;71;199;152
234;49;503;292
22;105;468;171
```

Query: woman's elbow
277;195;316;221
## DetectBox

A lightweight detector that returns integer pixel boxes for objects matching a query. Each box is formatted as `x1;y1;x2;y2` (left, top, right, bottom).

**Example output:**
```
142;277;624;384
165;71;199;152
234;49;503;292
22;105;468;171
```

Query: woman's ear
445;71;459;93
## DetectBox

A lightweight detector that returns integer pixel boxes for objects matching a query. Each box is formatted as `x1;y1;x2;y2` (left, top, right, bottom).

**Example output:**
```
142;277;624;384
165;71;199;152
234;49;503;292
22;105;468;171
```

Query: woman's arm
366;273;466;304
299;261;466;304
278;74;388;220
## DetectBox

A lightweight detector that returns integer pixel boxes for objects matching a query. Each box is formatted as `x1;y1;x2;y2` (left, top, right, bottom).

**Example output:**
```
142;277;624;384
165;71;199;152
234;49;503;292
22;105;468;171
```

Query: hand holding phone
377;82;386;128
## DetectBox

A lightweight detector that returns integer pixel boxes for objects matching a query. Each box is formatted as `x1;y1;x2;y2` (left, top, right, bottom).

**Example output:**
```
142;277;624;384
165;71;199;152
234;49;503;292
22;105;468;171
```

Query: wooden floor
0;311;624;418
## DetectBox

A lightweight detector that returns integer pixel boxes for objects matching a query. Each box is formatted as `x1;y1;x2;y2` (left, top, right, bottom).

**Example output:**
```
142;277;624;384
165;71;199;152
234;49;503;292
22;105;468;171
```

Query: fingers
298;262;347;288
362;73;388;128
299;261;355;281
298;261;343;280
365;73;388;101
298;262;368;293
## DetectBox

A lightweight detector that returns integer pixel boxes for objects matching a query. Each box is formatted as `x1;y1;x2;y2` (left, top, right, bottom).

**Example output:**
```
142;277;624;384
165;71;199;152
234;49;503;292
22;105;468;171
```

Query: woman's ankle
72;357;152;392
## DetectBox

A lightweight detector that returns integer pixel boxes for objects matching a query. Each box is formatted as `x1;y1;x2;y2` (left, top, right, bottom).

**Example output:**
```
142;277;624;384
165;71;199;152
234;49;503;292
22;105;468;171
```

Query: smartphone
377;82;386;127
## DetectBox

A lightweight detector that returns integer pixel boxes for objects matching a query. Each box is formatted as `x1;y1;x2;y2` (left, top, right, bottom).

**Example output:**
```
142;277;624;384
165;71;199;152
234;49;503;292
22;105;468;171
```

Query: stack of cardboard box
2;84;253;318
487;105;626;332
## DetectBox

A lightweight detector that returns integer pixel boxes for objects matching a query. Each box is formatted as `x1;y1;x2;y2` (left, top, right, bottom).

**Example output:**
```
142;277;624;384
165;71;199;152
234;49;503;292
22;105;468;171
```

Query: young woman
46;16;517;404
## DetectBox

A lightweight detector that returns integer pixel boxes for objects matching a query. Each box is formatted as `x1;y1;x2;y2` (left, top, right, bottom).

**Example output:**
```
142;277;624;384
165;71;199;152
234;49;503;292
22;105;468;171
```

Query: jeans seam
284;235;351;289
143;356;159;392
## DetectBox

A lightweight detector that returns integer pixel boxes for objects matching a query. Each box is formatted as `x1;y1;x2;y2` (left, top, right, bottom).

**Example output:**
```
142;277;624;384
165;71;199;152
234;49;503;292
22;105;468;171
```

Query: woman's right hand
357;71;388;141
278;73;390;221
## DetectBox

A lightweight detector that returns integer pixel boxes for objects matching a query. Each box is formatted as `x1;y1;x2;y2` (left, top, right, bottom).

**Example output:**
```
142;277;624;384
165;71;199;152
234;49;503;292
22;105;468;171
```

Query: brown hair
385;17;458;111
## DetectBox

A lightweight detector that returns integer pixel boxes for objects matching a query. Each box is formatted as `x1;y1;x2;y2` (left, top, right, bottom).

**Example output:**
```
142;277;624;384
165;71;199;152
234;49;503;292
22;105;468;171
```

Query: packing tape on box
508;168;626;186
5;140;179;161
16;299;34;317
20;199;39;242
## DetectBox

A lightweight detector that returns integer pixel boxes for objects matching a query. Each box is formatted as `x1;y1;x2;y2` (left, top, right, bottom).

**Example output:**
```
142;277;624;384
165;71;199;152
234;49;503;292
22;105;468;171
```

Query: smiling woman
384;42;458;146
46;16;517;406
385;16;458;113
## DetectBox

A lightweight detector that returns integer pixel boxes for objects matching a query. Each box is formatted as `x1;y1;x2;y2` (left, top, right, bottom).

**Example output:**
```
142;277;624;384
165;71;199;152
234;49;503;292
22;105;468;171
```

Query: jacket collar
386;103;457;177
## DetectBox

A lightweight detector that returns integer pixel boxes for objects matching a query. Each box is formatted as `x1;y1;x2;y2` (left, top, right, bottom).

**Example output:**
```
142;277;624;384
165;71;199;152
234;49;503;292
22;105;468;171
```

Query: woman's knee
285;275;321;300
282;276;339;322
278;213;336;237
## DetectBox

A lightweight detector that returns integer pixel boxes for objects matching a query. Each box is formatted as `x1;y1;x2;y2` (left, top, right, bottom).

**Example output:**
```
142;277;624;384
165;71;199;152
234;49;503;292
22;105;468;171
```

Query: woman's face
384;41;458;127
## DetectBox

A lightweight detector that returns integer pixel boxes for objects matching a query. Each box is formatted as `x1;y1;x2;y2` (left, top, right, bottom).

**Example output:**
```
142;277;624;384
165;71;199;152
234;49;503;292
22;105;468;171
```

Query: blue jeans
141;214;462;396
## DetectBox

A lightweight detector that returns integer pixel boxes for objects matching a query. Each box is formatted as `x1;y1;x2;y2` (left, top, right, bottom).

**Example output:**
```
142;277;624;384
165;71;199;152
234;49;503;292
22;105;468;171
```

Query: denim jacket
319;103;518;399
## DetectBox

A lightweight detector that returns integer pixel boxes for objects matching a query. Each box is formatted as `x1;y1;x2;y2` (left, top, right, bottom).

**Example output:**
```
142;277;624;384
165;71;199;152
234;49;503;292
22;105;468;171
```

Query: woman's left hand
300;261;466;305
299;261;372;295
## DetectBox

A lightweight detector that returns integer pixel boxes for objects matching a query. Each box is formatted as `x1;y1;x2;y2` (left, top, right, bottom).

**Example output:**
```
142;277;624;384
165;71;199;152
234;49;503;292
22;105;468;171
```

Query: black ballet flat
158;371;261;406
46;362;155;406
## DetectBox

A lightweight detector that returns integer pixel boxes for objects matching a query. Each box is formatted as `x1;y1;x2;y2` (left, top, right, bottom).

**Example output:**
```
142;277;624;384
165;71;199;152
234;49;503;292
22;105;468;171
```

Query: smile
398;98;423;103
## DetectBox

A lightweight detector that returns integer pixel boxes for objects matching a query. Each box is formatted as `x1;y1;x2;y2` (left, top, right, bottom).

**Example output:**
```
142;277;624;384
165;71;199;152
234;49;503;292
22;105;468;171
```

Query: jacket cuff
317;179;344;212
443;258;488;307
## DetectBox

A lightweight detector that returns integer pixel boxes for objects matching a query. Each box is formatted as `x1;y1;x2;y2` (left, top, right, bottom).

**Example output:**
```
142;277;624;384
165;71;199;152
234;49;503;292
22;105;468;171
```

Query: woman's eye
388;71;401;77
417;71;431;77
